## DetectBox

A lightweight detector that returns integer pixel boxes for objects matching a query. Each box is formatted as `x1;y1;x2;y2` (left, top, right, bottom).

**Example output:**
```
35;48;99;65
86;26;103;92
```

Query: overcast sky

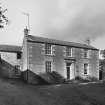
0;0;105;49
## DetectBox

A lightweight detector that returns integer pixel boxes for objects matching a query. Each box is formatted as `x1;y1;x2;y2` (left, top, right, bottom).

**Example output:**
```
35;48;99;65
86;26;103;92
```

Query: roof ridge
0;44;21;47
28;35;84;45
0;45;22;52
27;35;98;50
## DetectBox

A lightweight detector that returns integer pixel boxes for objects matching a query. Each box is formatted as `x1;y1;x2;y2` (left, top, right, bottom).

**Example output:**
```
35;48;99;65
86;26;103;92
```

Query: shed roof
0;45;22;53
27;35;98;50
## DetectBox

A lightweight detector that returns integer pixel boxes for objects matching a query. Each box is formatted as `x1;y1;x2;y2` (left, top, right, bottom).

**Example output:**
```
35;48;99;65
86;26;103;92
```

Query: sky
0;0;105;50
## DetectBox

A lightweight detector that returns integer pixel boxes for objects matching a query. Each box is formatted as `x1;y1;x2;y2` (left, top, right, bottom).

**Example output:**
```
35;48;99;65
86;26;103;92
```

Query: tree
0;5;8;28
99;50;105;80
100;50;105;59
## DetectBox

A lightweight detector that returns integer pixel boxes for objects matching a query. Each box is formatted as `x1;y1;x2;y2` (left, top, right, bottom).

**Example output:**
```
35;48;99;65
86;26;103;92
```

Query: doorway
66;63;71;80
99;70;103;80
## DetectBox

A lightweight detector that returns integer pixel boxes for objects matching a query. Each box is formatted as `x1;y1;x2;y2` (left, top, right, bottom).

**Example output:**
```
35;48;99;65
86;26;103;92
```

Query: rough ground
0;78;105;105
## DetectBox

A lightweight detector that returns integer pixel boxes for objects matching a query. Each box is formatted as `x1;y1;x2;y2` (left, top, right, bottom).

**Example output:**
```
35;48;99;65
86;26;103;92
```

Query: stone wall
0;51;21;66
0;51;22;78
22;41;99;81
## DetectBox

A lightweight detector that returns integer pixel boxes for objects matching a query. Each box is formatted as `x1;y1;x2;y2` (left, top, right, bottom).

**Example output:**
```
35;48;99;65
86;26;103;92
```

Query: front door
66;63;71;80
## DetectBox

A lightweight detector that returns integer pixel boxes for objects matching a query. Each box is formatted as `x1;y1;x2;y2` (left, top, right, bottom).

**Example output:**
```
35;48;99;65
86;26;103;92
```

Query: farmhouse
22;28;99;83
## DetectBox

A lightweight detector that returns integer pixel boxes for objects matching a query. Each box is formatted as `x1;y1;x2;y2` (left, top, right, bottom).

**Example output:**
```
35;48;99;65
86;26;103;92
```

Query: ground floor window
45;61;51;73
84;63;89;75
99;70;103;80
14;65;20;74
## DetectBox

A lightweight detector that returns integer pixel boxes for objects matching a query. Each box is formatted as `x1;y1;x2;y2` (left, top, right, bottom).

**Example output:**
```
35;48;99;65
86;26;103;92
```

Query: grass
0;78;105;105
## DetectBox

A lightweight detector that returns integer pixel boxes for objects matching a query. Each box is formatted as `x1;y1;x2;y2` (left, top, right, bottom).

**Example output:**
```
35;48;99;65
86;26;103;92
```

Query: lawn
0;78;105;105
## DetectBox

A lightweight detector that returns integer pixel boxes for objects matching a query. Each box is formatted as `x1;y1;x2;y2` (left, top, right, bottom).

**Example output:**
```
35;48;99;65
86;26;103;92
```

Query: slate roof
27;35;98;50
0;45;22;53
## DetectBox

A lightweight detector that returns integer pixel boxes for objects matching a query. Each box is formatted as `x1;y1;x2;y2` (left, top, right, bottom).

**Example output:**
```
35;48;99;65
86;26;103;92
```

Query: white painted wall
0;51;21;68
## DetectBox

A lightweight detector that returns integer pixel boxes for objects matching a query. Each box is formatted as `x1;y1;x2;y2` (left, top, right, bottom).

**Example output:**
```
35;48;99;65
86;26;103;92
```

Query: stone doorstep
79;81;98;85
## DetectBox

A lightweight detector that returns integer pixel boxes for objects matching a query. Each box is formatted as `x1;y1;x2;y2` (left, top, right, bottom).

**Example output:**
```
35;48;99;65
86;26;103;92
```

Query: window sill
45;54;55;57
64;56;76;61
64;56;75;59
82;74;89;77
66;56;73;57
81;57;90;59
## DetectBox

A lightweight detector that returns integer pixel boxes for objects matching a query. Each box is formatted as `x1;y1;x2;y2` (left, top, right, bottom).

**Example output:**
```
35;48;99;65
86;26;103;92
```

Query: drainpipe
24;27;29;83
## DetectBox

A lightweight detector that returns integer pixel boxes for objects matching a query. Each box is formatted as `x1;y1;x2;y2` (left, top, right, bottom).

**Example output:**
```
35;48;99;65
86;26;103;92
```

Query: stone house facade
22;28;99;83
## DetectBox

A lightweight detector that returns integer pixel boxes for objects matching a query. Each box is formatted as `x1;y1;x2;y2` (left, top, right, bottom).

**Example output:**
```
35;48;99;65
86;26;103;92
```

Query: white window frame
45;44;52;55
66;47;72;57
45;61;52;73
84;49;89;58
84;63;89;75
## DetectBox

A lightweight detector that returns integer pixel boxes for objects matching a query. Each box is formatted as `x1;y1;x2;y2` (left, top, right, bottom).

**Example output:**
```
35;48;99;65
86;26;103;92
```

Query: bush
86;76;98;82
39;71;66;84
75;76;98;82
39;72;56;84
75;76;83;80
21;70;49;84
51;71;66;83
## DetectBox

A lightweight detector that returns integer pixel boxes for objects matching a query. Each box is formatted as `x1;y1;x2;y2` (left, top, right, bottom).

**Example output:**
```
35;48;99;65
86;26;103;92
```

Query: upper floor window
45;61;52;73
66;47;72;57
84;49;89;58
45;44;52;55
17;52;21;59
84;63;89;75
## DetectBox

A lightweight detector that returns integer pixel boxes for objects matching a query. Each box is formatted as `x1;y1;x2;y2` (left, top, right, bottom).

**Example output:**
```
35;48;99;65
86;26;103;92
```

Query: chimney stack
24;26;29;36
85;38;90;45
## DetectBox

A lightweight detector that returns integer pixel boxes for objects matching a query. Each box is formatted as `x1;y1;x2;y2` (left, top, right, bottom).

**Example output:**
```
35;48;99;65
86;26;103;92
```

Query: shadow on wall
39;71;66;84
0;58;21;78
21;70;49;85
21;70;66;85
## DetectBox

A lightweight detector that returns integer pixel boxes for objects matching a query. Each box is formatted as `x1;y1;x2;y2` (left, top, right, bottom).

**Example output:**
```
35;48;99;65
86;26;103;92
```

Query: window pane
45;44;52;55
66;47;72;56
84;49;88;58
17;52;21;59
66;63;71;67
84;63;88;74
14;65;20;74
45;61;51;72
